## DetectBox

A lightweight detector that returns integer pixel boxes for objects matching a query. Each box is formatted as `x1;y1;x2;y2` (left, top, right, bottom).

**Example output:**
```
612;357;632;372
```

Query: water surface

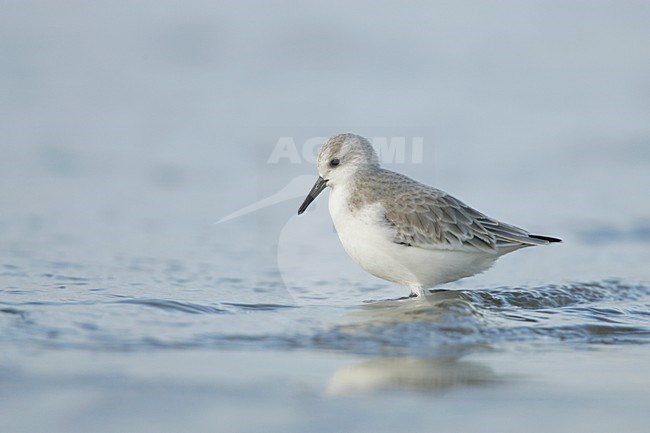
2;1;650;432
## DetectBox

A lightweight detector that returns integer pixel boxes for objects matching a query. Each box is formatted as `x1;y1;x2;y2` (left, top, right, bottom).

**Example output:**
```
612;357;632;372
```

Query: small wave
527;324;650;344
0;308;28;319
2;279;647;354
221;302;297;311
115;299;228;314
40;273;90;282
457;280;649;310
293;280;650;355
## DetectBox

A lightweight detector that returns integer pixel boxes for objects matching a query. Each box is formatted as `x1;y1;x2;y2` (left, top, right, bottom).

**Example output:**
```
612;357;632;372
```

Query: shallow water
2;1;650;432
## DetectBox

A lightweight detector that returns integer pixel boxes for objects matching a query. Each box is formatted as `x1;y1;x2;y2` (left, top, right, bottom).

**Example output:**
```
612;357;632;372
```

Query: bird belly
399;248;499;288
328;191;499;288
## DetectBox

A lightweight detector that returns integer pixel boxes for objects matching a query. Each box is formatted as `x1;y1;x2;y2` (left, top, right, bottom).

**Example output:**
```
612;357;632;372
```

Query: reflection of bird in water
327;357;502;395
322;291;507;395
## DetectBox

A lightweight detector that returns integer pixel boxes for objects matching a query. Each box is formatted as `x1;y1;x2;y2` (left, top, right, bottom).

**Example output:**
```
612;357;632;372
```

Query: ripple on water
115;299;229;315
459;280;649;309
0;279;648;353
302;280;650;355
221;302;297;311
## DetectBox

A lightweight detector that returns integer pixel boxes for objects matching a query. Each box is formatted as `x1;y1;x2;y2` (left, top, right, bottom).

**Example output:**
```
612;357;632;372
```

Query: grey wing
383;188;550;254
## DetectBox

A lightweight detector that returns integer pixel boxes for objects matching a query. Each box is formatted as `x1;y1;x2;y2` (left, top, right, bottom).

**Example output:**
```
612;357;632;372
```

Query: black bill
298;176;328;215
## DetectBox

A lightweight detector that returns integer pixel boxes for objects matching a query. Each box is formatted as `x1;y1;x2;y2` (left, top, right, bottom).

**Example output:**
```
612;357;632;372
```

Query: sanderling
298;133;561;297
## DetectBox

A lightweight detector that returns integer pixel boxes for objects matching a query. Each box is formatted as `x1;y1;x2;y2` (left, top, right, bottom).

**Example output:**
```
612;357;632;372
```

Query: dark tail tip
530;234;562;243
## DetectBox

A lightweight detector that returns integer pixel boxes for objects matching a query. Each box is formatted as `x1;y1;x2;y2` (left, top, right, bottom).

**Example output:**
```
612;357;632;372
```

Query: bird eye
330;158;340;167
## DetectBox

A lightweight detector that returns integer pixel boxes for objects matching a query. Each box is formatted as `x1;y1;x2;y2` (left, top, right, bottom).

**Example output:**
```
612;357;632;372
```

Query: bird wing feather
377;174;550;253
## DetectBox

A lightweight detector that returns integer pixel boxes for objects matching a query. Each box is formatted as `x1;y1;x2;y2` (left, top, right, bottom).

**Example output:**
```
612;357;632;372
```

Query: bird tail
528;234;562;243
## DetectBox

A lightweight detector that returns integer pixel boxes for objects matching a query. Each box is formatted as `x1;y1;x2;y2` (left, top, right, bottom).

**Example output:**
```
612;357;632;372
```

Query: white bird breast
327;185;499;290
